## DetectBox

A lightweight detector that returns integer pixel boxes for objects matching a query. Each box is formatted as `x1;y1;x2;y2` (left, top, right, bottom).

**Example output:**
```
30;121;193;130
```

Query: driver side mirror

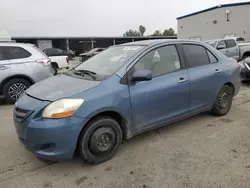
217;45;226;50
132;69;152;82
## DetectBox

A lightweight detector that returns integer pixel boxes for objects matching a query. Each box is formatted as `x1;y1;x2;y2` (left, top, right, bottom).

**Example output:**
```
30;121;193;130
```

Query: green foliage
163;28;177;36
139;25;146;36
123;27;177;37
123;29;141;37
151;30;162;36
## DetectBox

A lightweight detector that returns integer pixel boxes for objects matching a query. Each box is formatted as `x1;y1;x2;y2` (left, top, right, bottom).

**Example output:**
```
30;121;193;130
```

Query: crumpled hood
26;74;101;101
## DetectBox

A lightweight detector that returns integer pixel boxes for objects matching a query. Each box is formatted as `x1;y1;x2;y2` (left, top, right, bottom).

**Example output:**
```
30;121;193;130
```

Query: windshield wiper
71;69;84;77
72;68;97;80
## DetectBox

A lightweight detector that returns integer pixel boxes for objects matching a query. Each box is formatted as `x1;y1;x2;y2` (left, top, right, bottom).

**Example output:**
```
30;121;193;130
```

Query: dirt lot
0;84;250;188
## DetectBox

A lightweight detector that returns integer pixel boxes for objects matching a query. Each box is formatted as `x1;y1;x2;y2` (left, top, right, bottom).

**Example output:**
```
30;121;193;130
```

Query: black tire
78;117;122;164
51;65;58;75
211;85;233;116
3;78;31;104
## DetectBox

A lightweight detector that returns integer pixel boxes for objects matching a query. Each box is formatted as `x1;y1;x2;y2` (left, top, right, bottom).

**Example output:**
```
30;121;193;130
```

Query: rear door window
225;39;236;48
0;47;8;61
2;46;31;60
182;44;210;68
207;50;218;63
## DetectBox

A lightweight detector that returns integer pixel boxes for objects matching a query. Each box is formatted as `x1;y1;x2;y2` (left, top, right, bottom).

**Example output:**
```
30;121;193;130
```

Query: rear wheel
51;65;58;75
3;78;31;104
50;62;58;75
211;85;233;116
78;117;122;164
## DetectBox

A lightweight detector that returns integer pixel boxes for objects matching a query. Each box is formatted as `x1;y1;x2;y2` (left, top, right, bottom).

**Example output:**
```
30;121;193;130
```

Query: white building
177;2;250;41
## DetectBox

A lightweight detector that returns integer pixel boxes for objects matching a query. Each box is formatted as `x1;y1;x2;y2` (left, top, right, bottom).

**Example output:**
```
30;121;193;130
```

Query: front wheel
211;85;233;116
3;78;31;104
78;117;122;164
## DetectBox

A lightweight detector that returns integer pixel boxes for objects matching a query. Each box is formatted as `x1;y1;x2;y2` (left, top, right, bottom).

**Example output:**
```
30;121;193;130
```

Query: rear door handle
214;69;221;74
178;77;188;83
0;66;9;70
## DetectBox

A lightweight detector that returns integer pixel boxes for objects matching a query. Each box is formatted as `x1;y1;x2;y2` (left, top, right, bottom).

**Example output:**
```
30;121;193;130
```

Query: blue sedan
13;39;241;164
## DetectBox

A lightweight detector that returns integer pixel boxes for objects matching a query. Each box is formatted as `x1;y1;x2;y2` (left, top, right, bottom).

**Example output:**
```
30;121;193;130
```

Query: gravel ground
0;82;250;188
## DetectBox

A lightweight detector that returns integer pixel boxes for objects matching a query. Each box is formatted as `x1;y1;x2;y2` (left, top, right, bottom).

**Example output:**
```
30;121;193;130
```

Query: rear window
33;46;49;58
0;48;7;61
2;46;31;60
183;44;210;68
225;40;236;48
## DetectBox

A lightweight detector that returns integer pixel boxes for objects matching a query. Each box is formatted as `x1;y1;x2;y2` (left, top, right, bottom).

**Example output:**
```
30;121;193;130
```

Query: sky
0;0;248;37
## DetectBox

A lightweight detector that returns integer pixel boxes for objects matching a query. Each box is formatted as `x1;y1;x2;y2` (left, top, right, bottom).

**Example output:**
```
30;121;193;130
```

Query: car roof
117;39;201;46
204;39;219;42
0;42;35;47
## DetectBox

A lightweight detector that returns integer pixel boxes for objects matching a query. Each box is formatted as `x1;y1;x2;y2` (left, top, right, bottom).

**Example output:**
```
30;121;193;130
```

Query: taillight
36;59;51;66
66;57;69;63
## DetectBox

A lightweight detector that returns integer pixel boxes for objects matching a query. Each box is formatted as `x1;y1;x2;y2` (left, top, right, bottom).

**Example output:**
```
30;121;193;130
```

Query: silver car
204;39;240;61
0;43;54;103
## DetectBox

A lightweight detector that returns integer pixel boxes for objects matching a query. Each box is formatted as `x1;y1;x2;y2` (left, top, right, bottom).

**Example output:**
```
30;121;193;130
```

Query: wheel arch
51;62;59;69
243;51;250;58
223;82;235;95
0;74;35;94
78;110;132;144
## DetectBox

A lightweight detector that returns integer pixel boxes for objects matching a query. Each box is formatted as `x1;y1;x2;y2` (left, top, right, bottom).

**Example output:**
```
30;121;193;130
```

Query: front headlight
42;99;84;119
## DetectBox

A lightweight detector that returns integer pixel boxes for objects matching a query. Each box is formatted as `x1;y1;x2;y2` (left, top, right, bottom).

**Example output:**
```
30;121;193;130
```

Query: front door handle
214;69;221;74
0;66;9;70
178;77;188;83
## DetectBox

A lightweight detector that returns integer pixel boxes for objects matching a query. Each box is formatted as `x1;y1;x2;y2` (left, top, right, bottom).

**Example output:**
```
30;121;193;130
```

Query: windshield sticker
122;46;141;51
174;61;181;69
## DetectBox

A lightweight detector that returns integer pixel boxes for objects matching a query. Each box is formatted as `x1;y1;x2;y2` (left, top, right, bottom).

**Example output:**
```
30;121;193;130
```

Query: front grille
14;107;33;122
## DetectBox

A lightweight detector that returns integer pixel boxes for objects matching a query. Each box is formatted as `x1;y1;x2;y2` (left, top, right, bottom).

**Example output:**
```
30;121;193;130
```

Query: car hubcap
89;127;116;154
218;89;231;109
8;83;27;100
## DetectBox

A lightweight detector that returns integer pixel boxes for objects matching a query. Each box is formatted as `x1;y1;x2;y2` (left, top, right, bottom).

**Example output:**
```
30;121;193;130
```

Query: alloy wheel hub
8;83;27;100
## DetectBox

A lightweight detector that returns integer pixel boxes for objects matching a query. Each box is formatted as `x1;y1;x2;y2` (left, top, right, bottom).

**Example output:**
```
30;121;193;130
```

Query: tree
139;25;146;36
123;29;141;37
163;28;177;36
151;30;162;36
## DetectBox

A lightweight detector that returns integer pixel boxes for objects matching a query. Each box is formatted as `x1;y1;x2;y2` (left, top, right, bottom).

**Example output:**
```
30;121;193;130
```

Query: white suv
0;43;54;103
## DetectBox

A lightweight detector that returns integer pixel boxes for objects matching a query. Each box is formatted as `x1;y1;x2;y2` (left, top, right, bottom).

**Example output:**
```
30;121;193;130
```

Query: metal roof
177;1;250;20
12;36;177;40
118;39;199;46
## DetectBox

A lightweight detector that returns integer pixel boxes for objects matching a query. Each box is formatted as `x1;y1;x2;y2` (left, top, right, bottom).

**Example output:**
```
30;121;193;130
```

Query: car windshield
74;45;143;79
204;41;217;48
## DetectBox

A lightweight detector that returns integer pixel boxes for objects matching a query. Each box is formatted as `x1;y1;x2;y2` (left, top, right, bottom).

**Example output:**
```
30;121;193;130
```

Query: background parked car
35;47;69;75
49;56;69;75
79;48;106;62
0;43;54;103
239;57;250;82
204;38;250;61
43;48;75;59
